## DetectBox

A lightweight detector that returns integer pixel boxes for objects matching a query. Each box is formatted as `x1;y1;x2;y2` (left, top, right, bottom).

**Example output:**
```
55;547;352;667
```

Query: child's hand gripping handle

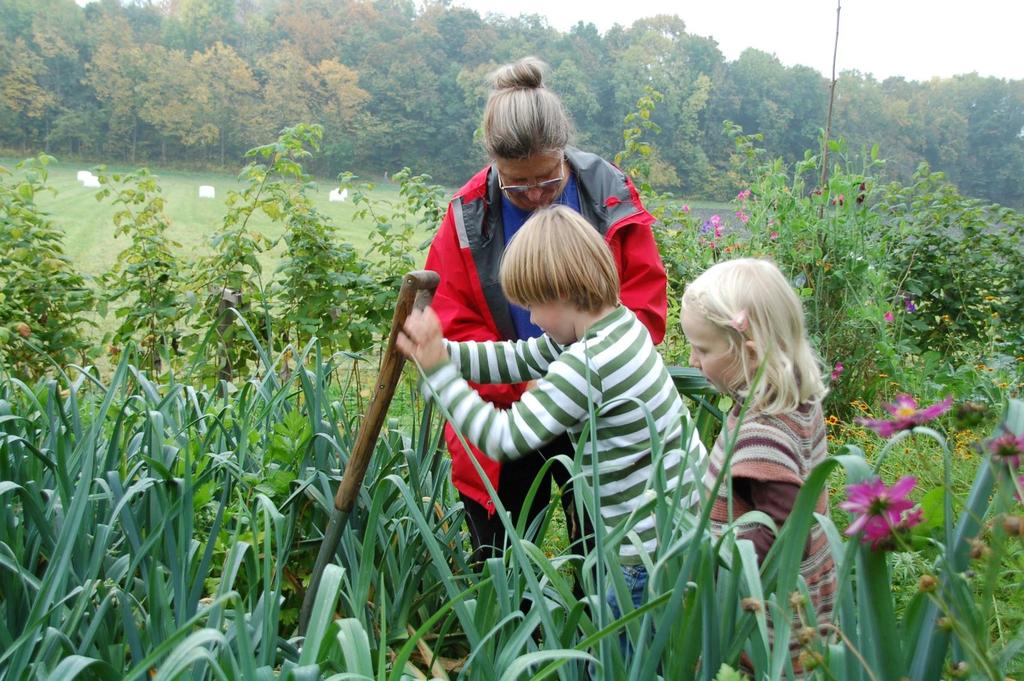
333;269;440;513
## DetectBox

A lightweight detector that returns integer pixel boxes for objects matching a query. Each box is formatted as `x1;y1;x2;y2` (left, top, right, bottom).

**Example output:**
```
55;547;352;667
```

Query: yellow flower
826;415;840;426
850;399;870;413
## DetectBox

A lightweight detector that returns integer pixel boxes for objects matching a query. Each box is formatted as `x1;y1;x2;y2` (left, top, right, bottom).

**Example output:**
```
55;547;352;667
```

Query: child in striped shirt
397;204;705;622
680;258;836;673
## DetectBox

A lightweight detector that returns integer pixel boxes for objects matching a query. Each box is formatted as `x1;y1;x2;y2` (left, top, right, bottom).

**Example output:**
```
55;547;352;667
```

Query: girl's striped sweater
421;305;706;563
706;402;837;669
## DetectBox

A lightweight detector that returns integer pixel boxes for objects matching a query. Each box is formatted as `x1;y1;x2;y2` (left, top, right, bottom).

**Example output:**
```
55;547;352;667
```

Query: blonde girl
680;257;835;671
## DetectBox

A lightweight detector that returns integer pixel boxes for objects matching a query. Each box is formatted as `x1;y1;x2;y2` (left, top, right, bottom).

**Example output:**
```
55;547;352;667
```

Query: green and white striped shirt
422;305;706;562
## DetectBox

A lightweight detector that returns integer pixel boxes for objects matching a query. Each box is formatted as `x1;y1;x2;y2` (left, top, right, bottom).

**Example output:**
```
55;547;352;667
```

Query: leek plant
2;341;1021;679
0;343;462;680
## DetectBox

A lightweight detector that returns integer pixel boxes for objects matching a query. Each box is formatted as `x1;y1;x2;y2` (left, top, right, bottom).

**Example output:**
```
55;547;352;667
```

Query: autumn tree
0;0;1020;208
136;45;210;163
309;58;370;170
271;0;345;64
191;41;259;165
85;22;150;162
0;38;56;149
162;0;241;53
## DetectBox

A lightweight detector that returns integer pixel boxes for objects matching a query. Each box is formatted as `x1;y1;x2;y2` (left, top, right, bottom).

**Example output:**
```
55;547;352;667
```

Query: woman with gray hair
424;56;668;569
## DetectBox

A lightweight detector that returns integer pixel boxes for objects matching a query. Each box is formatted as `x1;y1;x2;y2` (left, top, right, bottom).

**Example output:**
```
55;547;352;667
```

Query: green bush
0;154;96;380
0;125;447;385
878;163;1024;359
96;167;190;373
651;122;1022;416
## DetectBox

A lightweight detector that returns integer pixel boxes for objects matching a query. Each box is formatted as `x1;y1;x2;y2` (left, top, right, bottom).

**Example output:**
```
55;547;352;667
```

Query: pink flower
1016;475;1024;503
831;362;844;382
714;224;724;238
735;209;750;224
682;204;690;213
884;311;895;323
710;214;721;228
987;430;1024;468
737;189;751;202
840;476;923;549
856;394;954;438
769;230;779;241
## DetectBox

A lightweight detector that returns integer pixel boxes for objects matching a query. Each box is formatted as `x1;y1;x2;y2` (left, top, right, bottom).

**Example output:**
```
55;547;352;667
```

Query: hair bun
492;56;546;90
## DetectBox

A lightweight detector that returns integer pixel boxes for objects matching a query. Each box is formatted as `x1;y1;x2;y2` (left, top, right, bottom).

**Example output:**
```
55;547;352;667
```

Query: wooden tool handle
334;270;440;512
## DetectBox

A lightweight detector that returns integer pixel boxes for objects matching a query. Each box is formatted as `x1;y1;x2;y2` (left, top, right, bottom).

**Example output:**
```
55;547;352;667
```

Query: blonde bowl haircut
500;205;619;314
681;257;827;414
482;56;573;160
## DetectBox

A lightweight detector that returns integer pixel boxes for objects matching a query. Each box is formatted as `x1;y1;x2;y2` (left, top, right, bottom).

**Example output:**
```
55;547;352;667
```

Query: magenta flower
714;224;724;239
831;362;844;382
1016;475;1024;503
987;430;1024;468
737;189;751;202
856;394;954;438
884;311;895;323
735;209;750;224
904;297;917;313
841;476;923;548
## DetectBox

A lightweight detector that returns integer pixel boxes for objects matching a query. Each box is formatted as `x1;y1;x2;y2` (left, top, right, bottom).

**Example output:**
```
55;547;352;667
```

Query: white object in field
329;187;348;202
76;170;93;183
82;175;100;188
198;185;216;199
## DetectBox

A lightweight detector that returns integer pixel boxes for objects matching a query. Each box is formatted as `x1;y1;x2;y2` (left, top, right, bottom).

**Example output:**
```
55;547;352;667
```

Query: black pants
459;433;593;567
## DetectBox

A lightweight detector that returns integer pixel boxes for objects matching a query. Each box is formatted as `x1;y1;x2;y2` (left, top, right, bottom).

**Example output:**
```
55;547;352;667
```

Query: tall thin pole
819;0;842;214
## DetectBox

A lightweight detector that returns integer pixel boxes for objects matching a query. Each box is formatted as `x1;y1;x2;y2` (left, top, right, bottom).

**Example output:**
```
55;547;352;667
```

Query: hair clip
728;309;749;334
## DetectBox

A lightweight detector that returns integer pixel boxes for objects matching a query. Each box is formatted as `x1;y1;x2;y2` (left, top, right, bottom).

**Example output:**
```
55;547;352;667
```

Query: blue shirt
501;174;582;339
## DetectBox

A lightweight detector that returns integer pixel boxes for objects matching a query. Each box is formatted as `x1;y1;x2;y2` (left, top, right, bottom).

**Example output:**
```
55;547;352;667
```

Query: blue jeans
607;563;648;618
601;563;649;672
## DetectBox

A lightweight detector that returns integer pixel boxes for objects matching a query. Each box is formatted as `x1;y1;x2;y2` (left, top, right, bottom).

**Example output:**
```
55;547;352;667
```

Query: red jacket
424;147;668;512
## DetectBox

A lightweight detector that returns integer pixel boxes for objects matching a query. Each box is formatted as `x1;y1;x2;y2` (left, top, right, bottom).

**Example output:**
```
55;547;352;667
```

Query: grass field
2;157;434;276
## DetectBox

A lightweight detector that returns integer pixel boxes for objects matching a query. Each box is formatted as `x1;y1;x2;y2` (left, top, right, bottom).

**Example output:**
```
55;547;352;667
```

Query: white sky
450;0;1024;82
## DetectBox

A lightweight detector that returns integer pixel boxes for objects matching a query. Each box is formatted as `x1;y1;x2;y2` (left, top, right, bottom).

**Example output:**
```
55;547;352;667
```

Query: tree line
1;0;1022;207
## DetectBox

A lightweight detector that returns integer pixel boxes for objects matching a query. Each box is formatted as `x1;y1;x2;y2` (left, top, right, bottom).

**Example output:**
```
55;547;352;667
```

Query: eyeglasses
498;161;565;195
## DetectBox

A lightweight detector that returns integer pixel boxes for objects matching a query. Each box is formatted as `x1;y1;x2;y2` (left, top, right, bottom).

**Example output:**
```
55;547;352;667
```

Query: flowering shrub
879;164;1024;359
650;116;1022;417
